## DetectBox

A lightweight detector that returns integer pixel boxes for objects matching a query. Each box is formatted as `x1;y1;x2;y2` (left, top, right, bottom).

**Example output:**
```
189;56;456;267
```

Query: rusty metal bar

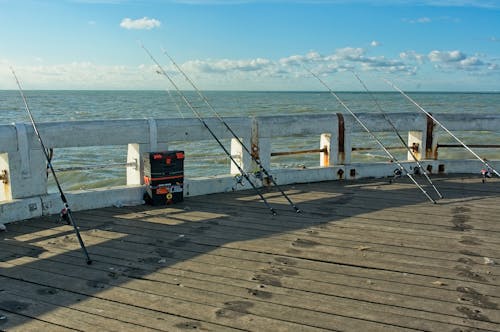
352;146;407;152
271;148;327;157
337;113;345;163
425;113;436;159
322;144;329;167
272;145;410;157
0;170;8;184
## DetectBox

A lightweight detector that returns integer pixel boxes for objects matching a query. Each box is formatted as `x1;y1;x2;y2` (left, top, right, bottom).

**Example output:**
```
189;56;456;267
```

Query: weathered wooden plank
5;207;500;293
0;291;140;331
0;276;239;332
0;258;406;332
3;229;499;302
1;218;498;332
1;176;499;332
0;309;75;332
4;206;500;292
2;238;494;332
68;211;500;281
177;197;500;235
84;208;500;261
90;206;500;265
7;215;499;289
4;228;499;310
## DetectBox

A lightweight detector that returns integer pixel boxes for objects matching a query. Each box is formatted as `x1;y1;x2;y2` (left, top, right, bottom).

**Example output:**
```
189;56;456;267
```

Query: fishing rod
10;67;92;265
140;43;278;215
161;47;301;213
306;68;437;204
385;79;500;178
352;72;443;199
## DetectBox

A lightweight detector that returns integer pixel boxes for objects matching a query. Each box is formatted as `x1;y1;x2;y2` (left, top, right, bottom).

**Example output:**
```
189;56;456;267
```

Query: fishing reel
253;170;274;186
253;170;263;180
389;168;403;184
60;207;71;225
481;168;492;183
232;174;245;191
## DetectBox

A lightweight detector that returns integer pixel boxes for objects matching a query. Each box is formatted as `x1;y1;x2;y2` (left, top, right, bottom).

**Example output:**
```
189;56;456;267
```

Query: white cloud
460;57;484;67
120;17;161;30
279;51;322;65
183;58;273;74
425;50;498;73
400;51;426;64
332;47;366;61
370;40;381;47
277;47;413;75
428;50;466;62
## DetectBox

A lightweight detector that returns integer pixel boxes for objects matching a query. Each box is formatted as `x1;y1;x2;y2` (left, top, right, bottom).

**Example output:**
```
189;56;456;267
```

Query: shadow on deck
1;175;500;331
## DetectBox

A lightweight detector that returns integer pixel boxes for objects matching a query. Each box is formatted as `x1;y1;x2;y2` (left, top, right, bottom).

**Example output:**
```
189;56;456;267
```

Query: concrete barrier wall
1;112;499;223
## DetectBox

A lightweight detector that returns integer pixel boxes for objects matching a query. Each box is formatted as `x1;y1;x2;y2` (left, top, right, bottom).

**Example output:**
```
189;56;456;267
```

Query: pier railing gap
1;112;499;223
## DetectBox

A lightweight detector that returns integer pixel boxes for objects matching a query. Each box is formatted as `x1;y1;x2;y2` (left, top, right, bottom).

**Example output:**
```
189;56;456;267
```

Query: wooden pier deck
1;175;499;331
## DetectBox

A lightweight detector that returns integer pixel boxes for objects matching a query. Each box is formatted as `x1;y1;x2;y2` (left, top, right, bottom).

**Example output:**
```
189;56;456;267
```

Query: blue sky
0;0;499;91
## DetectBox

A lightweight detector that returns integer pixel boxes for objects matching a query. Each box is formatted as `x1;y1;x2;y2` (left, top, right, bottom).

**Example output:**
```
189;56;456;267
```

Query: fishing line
10;67;92;265
385;79;500;178
306;67;437;204
140;43;278;215
155;69;186;118
161;47;301;213
352;72;443;199
165;88;185;119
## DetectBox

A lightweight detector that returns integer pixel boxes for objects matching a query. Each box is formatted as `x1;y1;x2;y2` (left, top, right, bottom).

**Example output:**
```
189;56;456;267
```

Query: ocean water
1;90;499;191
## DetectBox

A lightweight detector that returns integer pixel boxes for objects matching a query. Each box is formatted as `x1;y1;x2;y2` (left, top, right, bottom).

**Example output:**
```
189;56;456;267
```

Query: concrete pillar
8;124;48;199
0;142;47;200
230;137;252;175
127;119;168;185
126;143;146;185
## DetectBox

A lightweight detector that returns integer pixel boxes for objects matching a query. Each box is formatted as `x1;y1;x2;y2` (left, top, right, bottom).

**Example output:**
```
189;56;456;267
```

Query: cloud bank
1;45;498;90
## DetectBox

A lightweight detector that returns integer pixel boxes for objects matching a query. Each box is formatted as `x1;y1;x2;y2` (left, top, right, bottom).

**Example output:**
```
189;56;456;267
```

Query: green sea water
1;90;499;191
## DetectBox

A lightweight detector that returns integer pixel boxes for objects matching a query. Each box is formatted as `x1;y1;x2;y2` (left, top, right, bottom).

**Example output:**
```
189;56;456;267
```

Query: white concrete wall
1;113;499;224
